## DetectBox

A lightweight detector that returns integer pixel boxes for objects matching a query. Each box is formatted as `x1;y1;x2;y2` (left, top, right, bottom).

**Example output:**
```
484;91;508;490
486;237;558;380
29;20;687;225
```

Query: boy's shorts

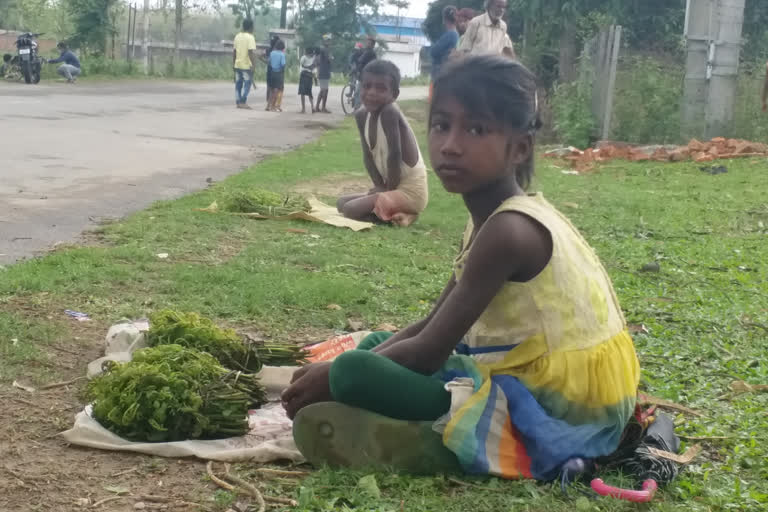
318;79;330;90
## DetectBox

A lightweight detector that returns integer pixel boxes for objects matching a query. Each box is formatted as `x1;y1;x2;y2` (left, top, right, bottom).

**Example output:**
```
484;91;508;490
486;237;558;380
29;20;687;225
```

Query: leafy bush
729;60;768;142
551;79;596;148
611;56;683;144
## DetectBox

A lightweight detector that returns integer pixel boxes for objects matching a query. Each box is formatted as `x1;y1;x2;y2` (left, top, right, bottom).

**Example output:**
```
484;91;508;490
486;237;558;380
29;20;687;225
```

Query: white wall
382;50;421;78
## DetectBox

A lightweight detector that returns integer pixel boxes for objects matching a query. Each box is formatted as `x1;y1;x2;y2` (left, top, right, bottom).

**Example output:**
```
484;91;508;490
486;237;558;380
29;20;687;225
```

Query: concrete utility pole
682;0;746;140
142;0;150;74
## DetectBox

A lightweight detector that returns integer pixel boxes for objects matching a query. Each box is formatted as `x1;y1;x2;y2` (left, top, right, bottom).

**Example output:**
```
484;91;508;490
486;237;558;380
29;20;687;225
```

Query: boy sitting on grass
337;60;429;227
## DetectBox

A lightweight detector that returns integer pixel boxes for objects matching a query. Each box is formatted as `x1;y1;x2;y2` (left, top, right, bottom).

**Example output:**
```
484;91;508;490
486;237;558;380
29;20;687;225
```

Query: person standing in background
357;37;378;74
267;40;286;112
232;19;257;109
264;35;280;102
458;0;514;58
349;42;364;75
456;7;476;43
315;35;334;114
352;37;378;110
299;46;316;114
429;6;459;100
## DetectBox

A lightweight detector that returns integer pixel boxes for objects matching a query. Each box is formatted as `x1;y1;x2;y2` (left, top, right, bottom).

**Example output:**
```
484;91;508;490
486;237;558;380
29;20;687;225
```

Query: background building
364;16;427;78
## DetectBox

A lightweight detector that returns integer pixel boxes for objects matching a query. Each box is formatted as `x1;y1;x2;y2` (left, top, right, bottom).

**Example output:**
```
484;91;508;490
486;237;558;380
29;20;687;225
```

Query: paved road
0;80;426;264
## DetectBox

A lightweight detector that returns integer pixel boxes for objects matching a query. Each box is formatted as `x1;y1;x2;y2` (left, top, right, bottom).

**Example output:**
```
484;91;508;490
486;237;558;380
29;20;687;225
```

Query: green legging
328;332;452;421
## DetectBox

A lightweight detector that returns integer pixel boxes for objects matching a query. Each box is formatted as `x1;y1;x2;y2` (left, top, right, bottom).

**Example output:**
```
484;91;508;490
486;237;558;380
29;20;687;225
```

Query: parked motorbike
15;32;44;84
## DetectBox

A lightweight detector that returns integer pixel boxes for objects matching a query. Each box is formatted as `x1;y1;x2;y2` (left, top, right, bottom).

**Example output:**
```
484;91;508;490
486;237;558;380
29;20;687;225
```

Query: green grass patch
0;309;60;382
2;101;768;509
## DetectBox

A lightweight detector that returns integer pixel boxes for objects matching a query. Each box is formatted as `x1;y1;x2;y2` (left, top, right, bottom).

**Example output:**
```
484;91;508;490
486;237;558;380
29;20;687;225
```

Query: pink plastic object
590;478;658;503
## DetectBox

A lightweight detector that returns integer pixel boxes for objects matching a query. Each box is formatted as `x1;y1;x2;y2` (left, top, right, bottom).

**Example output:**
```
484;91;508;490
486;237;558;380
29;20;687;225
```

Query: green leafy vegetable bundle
147;310;308;372
221;188;311;216
87;345;266;442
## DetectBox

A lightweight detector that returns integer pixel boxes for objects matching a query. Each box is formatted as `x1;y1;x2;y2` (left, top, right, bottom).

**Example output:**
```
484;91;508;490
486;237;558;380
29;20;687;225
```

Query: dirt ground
0;297;308;512
0;298;209;511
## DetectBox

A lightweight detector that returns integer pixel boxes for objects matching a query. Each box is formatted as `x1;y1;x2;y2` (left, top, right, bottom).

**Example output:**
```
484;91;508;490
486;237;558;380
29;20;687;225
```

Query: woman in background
456;8;477;46
429;6;459;102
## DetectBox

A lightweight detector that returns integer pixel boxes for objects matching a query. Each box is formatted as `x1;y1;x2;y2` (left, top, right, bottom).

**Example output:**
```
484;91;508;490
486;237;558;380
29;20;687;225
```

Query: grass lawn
1;101;767;511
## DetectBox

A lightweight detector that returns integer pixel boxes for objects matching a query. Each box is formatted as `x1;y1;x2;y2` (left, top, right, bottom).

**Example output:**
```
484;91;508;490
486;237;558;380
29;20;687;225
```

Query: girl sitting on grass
336;60;429;227
283;56;640;481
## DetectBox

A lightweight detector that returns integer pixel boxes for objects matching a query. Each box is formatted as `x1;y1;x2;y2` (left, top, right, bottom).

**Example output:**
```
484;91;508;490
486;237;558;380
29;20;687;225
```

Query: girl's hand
281;362;333;419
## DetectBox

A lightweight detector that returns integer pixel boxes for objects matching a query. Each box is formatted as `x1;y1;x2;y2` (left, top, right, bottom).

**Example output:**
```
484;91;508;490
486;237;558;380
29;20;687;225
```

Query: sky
381;0;432;18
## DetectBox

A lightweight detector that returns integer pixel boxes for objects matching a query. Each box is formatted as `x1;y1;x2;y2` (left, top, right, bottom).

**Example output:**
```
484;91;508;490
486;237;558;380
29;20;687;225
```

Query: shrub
551;79;597;148
611;55;683;144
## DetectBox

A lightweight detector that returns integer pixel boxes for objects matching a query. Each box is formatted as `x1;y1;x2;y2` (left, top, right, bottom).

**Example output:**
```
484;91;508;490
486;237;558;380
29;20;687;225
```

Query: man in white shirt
458;0;515;58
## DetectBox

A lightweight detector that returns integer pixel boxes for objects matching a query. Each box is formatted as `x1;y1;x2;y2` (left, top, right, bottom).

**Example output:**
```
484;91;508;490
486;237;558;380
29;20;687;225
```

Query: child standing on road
299;47;316;114
267;40;286;112
284;56;640;482
336;60;429;227
315;35;333;114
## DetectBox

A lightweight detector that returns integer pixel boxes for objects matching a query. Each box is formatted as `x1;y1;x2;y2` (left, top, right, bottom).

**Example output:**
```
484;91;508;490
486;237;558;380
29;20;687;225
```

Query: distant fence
122;42;235;60
581;25;622;141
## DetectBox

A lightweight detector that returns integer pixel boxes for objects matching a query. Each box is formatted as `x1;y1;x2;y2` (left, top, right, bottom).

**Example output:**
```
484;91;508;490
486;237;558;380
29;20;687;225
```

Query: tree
66;0;118;55
280;0;288;28
295;0;379;65
229;0;269;26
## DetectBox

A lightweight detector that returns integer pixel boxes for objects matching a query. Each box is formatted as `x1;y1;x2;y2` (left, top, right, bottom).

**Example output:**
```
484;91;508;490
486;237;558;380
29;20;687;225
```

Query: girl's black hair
431;55;542;190
443;5;458;24
275;40;286;50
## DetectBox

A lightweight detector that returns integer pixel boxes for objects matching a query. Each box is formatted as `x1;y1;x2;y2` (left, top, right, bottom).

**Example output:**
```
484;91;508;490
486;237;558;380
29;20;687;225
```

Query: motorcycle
15;32;44;84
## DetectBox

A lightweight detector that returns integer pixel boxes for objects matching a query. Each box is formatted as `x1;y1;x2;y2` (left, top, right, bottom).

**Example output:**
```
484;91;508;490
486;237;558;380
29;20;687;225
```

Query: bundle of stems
221;188;311;216
148;310;308;372
88;345;266;442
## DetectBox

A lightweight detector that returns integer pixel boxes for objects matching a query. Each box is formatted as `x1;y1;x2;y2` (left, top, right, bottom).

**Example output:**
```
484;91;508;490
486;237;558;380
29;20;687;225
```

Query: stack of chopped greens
88;311;308;441
147;309;308;372
87;345;266;442
221;188;311;216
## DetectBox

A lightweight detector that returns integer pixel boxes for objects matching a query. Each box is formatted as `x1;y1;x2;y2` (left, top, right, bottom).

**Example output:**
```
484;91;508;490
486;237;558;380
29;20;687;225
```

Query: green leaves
147;309;308;371
87;344;265;441
357;474;382;499
221;188;312;216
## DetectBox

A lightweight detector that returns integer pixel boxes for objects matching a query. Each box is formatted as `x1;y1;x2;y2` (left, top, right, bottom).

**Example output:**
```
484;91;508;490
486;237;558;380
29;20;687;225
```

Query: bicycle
341;69;360;115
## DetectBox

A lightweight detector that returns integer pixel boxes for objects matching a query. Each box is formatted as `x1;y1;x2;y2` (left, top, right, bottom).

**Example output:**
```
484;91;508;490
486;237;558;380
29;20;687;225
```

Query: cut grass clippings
1;101;768;510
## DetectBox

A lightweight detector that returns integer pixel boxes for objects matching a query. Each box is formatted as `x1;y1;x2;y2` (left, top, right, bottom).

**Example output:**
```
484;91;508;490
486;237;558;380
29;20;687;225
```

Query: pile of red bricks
545;138;768;172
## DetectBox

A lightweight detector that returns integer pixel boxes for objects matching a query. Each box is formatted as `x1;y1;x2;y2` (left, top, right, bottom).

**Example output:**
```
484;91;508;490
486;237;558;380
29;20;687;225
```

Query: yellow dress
437;193;640;480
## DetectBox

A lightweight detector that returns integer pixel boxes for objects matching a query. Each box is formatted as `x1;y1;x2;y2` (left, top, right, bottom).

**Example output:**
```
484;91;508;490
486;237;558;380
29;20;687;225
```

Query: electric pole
682;0;746;140
142;0;150;74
